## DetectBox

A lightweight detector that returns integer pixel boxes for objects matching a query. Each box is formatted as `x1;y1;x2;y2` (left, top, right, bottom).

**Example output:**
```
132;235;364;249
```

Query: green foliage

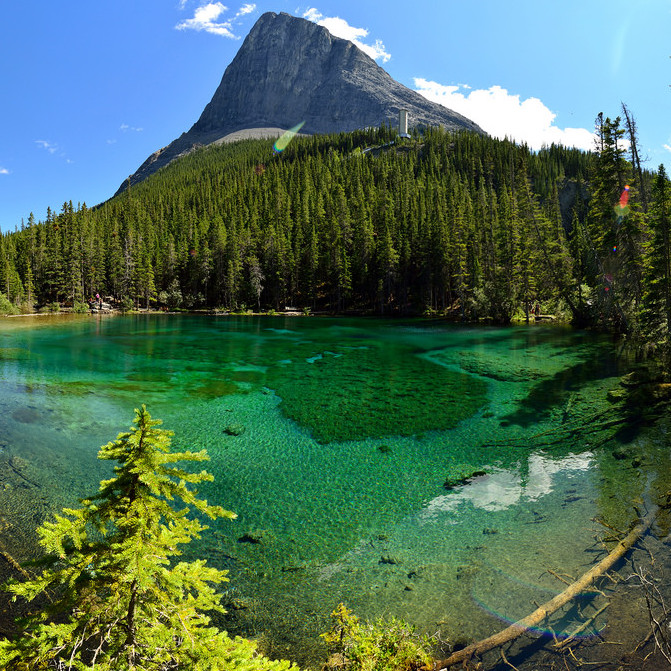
641;164;671;338
232;303;249;315
158;279;183;310
72;300;89;314
0;127;595;321
0;406;298;671
18;300;35;314
584;114;647;332
321;604;434;671
38;301;60;313
0;292;19;315
119;296;134;313
265;342;486;442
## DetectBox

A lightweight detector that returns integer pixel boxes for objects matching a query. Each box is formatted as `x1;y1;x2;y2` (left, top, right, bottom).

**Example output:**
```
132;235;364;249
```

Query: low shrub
72;301;89;314
38;301;60;314
321;604;434;671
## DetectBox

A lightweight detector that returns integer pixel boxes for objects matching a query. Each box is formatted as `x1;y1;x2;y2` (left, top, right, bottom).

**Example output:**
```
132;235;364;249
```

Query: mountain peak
116;12;482;194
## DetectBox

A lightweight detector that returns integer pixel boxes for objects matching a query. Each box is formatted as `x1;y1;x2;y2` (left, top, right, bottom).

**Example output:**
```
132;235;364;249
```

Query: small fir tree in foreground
0;405;296;671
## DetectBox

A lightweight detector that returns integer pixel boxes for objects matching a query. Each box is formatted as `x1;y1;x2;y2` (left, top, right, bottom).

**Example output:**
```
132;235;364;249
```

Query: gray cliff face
116;12;482;194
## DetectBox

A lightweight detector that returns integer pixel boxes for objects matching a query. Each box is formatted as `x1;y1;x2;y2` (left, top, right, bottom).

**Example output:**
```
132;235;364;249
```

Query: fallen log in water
433;508;657;669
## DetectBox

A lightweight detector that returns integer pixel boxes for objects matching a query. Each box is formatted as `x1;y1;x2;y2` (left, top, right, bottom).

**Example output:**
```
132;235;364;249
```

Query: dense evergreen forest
1;116;669;337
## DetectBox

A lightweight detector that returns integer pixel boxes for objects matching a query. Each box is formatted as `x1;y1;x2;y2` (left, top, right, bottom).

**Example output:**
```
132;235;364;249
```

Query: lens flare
619;185;630;209
615;185;630;221
471;561;608;642
273;122;305;153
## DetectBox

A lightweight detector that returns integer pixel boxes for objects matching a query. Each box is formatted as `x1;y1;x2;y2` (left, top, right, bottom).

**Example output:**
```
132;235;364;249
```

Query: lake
0;314;665;665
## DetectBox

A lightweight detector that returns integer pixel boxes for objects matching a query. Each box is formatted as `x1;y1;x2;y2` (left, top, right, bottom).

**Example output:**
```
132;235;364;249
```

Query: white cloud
35;139;59;154
664;144;671;153
120;123;144;132
303;8;390;63
414;78;596;152
35;139;72;163
234;3;255;18
176;2;242;38
0;167;9;175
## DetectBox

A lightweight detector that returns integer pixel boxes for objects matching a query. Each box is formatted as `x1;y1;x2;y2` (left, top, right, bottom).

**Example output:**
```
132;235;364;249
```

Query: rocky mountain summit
116;11;482;195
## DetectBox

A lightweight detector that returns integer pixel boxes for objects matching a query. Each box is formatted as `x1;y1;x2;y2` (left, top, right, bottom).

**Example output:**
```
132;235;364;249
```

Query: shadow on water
499;348;624;429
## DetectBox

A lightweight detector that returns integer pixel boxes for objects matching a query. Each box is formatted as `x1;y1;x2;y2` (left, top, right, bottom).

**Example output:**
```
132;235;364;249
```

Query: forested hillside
1;120;669;336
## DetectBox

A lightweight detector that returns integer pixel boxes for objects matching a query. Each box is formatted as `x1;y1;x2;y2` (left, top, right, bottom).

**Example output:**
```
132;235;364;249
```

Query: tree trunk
433;508;656;668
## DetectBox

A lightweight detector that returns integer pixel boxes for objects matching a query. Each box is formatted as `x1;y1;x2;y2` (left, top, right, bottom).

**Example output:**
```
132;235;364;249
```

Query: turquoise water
0;314;662;664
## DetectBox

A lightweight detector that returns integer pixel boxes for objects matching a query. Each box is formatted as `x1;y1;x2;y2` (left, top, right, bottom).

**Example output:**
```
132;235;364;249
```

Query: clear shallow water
0;314;663;665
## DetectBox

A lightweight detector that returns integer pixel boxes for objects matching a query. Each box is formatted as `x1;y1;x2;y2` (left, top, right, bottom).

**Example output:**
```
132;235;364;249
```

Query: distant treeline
1;119;670;336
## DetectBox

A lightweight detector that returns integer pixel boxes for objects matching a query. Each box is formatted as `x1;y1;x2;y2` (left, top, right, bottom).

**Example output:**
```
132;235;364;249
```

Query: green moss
189;379;248;399
0;348;31;360
125;372;174;384
266;344;486;443
230;369;265;384
457;350;550;381
49;381;95;396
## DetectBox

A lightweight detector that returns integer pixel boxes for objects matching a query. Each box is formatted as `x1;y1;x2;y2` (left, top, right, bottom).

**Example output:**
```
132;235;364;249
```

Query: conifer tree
586;115;634;330
0;406;297;671
0;125;607;318
642;165;671;336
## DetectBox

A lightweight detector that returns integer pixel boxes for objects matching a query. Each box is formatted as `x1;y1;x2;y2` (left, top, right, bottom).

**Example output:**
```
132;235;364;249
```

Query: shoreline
2;308;564;326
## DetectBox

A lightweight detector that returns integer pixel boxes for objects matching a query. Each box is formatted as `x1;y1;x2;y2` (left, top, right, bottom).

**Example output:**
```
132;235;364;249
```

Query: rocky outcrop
115;11;482;195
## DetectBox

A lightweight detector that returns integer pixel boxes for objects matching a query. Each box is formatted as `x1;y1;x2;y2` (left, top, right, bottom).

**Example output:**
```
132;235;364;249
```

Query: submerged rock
379;554;401;565
612;446;632;460
238;531;263;544
607;388;627;403
8;456;28;471
223;423;246;436
11;408;41;424
443;470;487;490
456;564;478;580
229;597;252;610
619;371;647;388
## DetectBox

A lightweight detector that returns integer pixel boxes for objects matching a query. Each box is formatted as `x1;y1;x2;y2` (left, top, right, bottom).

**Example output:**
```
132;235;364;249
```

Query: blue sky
1;0;669;232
